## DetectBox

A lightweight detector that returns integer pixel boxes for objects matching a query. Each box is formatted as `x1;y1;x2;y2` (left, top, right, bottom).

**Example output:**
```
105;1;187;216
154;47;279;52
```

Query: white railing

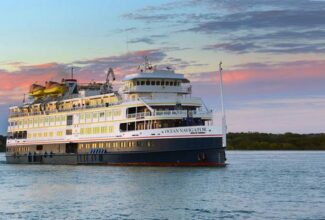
122;85;191;94
154;110;187;116
126;110;212;119
9;96;203;118
9;101;123;118
127;112;151;119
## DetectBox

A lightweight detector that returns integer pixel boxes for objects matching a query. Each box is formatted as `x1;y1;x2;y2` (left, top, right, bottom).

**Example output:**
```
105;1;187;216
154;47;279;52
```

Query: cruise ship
6;59;227;166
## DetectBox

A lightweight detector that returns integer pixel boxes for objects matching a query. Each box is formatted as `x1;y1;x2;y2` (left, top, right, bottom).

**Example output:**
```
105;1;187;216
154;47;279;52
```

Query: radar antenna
143;56;153;71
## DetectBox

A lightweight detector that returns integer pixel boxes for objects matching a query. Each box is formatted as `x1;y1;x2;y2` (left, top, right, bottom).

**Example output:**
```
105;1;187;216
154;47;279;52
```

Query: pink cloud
188;60;325;87
0;49;167;105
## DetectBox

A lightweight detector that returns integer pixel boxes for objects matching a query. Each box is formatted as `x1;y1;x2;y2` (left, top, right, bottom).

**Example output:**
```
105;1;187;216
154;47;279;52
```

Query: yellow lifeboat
43;81;66;96
29;84;45;97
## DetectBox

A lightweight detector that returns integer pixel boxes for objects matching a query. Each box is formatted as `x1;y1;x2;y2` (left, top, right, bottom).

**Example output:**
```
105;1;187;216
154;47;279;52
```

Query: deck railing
126;110;212;119
9;97;204;118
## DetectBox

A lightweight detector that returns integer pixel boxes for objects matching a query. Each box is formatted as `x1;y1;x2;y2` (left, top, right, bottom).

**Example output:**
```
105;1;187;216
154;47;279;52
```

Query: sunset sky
1;0;325;134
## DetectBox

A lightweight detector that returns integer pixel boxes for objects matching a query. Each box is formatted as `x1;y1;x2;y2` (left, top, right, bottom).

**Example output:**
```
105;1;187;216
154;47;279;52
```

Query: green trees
227;132;325;150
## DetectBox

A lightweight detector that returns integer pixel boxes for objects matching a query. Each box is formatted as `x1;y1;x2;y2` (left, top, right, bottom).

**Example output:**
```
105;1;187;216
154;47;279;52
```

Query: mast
219;61;227;147
71;67;74;79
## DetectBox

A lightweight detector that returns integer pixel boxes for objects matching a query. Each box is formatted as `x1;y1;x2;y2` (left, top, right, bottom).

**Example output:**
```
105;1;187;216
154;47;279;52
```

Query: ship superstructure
6;60;226;166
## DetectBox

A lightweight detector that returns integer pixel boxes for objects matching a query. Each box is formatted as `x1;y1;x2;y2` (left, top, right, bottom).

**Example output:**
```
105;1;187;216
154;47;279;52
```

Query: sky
0;0;325;134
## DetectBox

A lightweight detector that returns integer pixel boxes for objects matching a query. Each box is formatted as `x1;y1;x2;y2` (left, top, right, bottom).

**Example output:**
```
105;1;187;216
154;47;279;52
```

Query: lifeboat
44;81;66;95
29;84;45;97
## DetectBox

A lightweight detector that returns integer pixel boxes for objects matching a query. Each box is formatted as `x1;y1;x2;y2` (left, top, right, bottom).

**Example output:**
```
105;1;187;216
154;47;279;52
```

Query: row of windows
21;125;115;139
79;110;121;121
10;115;66;127
28;131;63;139
80;126;114;135
8;140;153;153
7;146;30;153
10;109;122;128
7;144;62;153
135;80;180;87
79;140;152;149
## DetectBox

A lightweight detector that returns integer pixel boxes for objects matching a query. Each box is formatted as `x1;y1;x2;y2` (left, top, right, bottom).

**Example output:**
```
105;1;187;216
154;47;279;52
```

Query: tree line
0;132;325;152
227;132;325;150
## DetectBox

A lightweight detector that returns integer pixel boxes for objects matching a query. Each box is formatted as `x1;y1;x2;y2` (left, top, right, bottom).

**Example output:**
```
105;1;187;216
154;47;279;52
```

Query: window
99;112;105;118
108;126;114;133
56;116;60;123
151;81;155;86
49;117;55;123
136;81;140;86
67;115;73;125
156;81;161;86
66;129;72;135
161;81;165;86
106;110;112;118
166;81;170;86
86;113;91;119
146;81;150;86
113;110;121;117
101;126;108;133
141;81;145;85
93;127;100;134
80;113;85;120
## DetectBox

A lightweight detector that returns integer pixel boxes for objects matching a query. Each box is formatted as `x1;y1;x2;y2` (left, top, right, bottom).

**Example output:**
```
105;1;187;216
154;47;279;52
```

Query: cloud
187;60;325;106
188;9;325;33
127;34;168;45
0;49;168;105
203;42;260;54
204;41;325;54
192;60;325;84
122;1;325;55
122;13;175;23
127;37;154;45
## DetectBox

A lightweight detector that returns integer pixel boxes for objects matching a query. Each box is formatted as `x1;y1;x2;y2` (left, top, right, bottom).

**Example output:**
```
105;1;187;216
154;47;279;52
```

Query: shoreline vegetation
227;132;325;150
0;133;325;152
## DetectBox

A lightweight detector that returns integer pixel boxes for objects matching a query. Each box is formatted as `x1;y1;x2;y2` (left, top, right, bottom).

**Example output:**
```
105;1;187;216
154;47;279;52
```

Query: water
0;151;324;220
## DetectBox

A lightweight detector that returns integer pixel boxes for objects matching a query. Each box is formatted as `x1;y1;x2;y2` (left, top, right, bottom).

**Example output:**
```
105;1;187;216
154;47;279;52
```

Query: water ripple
0;152;324;220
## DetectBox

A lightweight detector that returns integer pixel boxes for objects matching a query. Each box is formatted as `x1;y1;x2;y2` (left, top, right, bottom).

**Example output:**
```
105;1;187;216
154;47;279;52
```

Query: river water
0;151;324;220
